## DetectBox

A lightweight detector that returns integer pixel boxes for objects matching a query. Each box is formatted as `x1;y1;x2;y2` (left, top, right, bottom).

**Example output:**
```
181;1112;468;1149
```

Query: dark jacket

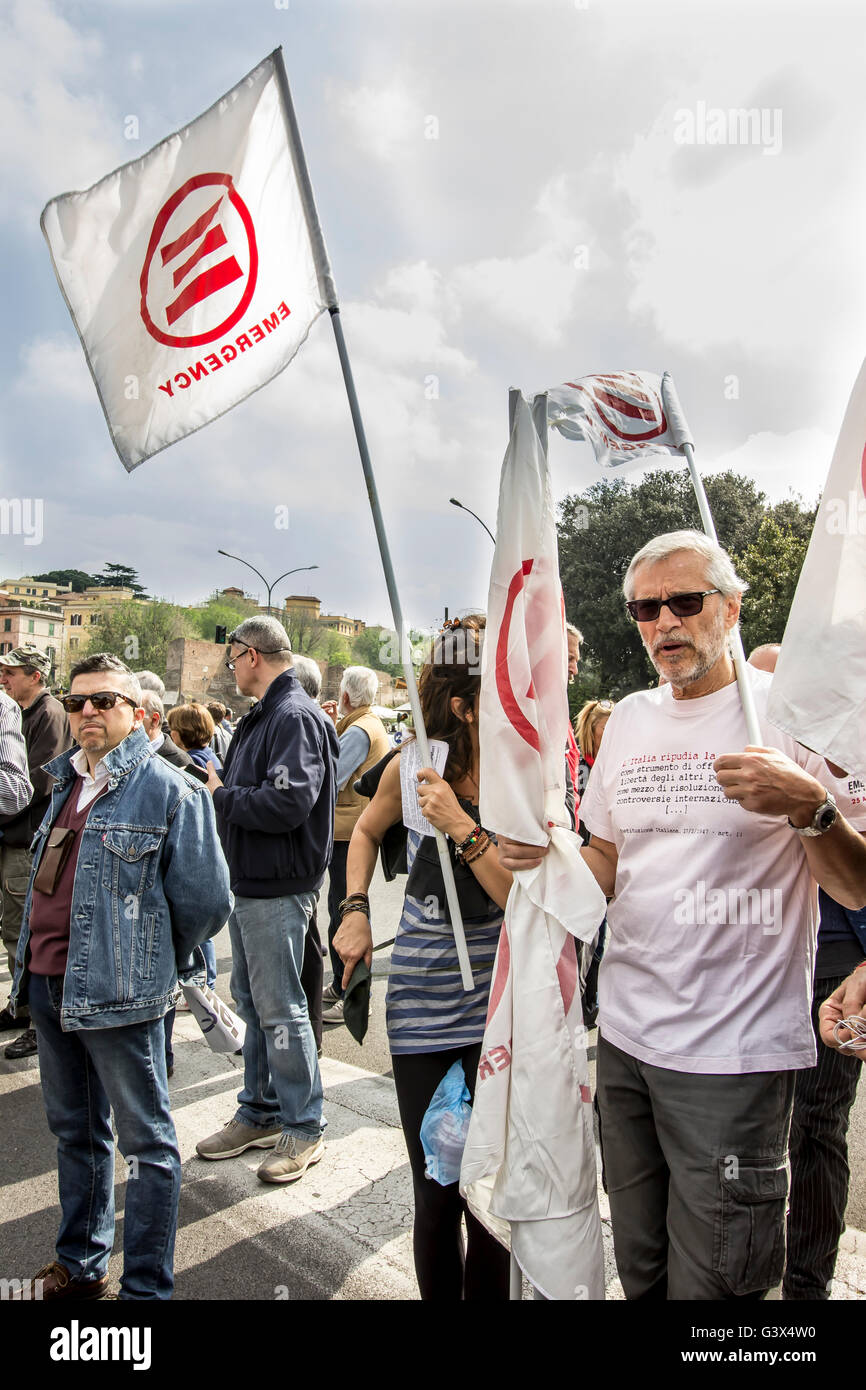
213;668;339;897
155;734;208;784
0;689;71;846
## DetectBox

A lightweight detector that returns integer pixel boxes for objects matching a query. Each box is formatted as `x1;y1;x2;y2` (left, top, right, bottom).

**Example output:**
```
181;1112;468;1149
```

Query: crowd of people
1;526;865;1302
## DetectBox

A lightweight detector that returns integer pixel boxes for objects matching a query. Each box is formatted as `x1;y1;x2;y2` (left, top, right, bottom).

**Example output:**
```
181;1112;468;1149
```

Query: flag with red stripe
548;369;685;469
41;49;335;471
461;390;607;1300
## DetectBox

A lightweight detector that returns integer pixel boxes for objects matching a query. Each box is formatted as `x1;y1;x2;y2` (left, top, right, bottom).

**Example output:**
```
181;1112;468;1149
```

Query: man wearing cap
0;645;71;1059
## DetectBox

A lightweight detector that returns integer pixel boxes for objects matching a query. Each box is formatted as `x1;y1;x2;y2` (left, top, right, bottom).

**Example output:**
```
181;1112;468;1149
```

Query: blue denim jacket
11;725;233;1031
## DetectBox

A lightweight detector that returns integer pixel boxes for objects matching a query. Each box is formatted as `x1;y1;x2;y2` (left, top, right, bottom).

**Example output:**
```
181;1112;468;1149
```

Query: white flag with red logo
767;358;866;778
547;369;690;470
460;390;608;1300
41;49;335;471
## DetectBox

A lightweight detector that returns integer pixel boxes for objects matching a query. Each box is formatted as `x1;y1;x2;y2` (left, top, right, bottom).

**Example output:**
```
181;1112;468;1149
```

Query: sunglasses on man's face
625;589;721;623
60;691;139;714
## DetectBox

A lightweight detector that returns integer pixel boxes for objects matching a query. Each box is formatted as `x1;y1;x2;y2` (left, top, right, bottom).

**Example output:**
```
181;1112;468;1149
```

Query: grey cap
0;644;52;677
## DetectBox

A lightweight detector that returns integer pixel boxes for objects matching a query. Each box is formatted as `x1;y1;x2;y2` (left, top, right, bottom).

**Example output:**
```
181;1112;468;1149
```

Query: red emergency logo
140;173;258;348
566;372;668;443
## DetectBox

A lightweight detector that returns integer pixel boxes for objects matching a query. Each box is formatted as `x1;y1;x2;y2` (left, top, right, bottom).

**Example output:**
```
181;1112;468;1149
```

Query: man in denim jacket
10;654;232;1301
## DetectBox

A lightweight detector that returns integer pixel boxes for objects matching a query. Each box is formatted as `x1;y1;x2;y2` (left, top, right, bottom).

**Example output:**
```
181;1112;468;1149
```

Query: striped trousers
783;972;863;1300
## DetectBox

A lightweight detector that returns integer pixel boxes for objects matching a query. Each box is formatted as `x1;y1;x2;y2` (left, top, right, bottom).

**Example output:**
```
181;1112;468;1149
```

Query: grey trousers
596;1033;796;1300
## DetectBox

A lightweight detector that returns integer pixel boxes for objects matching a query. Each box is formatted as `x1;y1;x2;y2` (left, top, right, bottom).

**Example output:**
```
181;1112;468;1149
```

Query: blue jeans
28;973;180;1300
229;892;324;1140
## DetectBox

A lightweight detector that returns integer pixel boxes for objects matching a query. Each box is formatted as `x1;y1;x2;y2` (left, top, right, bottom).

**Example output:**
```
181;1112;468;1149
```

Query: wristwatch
789;789;838;837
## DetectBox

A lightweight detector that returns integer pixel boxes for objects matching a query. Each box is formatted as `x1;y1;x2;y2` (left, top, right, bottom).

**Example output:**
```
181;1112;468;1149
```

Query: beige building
0;576;73;603
281;594;365;638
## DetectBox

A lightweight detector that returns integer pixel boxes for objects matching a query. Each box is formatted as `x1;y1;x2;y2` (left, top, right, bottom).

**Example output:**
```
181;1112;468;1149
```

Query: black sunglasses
60;690;139;714
625;589;721;623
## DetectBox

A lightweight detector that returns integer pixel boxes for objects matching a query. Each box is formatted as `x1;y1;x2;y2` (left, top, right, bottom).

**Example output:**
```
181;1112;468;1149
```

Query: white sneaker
322;982;341;1007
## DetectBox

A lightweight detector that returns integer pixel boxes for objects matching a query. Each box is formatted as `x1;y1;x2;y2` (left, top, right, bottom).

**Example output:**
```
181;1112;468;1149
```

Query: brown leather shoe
30;1261;109;1300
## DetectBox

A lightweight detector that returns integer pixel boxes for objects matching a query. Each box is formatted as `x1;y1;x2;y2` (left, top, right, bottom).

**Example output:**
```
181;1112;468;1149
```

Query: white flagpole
273;51;474;991
661;373;762;746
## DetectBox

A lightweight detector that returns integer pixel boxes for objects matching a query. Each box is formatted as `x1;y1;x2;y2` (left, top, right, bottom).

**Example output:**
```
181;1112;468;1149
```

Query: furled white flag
41;49;335;471
768;358;866;778
547;369;691;469
460;390;608;1301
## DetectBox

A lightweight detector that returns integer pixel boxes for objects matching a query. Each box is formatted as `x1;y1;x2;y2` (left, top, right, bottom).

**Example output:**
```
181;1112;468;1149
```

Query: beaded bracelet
454;825;489;860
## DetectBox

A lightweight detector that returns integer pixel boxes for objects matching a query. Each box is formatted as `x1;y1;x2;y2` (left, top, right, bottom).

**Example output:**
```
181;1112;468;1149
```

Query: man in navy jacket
196;617;339;1184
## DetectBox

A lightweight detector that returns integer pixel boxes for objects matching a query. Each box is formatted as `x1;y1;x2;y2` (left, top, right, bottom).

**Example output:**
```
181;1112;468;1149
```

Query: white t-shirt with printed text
580;667;866;1074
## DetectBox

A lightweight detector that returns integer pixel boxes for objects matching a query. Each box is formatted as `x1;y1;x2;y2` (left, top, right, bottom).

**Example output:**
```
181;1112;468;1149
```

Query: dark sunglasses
61;690;139;714
625;589;721;623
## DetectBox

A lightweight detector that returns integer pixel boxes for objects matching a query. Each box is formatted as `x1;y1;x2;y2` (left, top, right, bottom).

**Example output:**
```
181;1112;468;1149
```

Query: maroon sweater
28;783;101;977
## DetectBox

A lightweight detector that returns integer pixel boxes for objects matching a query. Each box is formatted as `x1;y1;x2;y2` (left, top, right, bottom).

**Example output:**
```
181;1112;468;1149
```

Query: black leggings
391;1044;510;1301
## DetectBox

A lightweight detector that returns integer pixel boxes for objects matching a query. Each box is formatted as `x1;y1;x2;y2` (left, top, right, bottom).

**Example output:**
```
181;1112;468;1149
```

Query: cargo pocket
714;1158;788;1296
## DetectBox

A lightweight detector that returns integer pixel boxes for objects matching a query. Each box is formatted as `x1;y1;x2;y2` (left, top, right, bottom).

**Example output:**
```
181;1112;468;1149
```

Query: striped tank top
386;810;504;1056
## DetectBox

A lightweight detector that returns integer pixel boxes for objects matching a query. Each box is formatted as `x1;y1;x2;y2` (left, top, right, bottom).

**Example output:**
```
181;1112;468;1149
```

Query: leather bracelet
463;837;491;866
339;894;369;920
855;960;866;971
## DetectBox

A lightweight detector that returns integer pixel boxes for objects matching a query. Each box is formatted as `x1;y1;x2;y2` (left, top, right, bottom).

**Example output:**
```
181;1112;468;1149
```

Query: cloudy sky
1;0;864;632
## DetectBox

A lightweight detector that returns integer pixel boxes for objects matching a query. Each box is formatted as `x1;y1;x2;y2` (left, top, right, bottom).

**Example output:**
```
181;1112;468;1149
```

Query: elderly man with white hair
321;666;389;1025
498;529;866;1301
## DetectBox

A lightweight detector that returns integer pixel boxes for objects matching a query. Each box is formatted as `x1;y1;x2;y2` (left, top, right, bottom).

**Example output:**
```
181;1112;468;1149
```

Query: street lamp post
449;497;496;544
216;551;319;619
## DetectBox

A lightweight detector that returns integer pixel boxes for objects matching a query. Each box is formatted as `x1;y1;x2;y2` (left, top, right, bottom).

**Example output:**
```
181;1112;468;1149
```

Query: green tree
351;626;428;679
32;569;98;592
323;629;352;666
184;591;260;642
84;601;193;678
94;562;148;597
735;517;810;652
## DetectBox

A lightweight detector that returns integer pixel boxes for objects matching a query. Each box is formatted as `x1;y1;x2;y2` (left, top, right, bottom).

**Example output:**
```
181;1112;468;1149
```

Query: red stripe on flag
164;257;244;327
580;1084;591;1104
555;935;578;1016
486;920;510;1023
160;196;224;265
592;385;658;424
495;560;540;752
172;224;229;289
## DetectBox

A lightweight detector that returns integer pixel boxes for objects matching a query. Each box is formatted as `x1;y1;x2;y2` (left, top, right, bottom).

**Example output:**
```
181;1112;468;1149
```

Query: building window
48;623;55;636
69;637;79;650
71;614;82;626
27;620;34;634
90;613;99;624
2;619;9;632
42;589;48;597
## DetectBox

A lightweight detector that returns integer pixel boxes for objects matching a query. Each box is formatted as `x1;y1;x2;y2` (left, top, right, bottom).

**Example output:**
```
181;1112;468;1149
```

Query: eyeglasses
625;590;721;623
224;644;290;671
61;690;139;714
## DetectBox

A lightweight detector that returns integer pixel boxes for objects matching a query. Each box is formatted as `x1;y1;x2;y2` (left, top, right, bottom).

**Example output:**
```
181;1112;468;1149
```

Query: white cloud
14;335;95;403
331;80;423;163
701;427;834;507
0;0;117;222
